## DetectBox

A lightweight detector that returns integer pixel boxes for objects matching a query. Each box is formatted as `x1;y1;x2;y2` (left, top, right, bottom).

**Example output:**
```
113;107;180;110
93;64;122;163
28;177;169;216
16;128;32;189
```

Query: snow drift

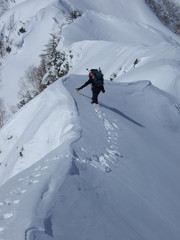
0;0;180;239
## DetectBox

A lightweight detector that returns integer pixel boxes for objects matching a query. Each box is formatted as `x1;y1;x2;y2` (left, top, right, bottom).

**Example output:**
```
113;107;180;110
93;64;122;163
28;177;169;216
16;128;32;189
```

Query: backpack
89;69;104;86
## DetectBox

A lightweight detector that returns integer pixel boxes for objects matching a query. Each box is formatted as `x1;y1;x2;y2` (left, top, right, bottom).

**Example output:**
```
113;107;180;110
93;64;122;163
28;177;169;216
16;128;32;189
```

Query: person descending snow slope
76;68;105;104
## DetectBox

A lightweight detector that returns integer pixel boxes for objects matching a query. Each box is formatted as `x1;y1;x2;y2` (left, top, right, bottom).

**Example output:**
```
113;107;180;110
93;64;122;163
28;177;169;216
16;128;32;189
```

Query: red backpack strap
89;72;95;79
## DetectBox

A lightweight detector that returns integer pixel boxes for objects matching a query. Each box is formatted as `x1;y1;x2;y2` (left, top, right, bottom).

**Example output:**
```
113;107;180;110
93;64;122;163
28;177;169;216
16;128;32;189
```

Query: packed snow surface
0;0;180;107
0;74;180;240
0;0;180;239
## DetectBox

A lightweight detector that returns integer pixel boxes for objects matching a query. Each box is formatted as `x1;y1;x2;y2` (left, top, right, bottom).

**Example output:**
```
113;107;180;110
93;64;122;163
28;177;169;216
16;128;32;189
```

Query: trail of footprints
78;106;123;173
93;106;123;172
0;157;58;237
0;107;122;235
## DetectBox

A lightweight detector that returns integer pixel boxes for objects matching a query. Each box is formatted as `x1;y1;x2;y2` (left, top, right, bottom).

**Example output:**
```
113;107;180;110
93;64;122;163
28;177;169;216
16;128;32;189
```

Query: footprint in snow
43;166;48;170
18;178;24;181
3;199;13;206
15;188;27;195
92;104;123;171
104;119;115;131
90;154;111;173
13;199;20;205
27;179;39;185
3;213;13;219
34;166;42;172
0;226;4;231
33;173;41;178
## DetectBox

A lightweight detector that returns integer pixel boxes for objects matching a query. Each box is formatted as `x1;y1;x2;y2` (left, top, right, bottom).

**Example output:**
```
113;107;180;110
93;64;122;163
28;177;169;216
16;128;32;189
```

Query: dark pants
92;86;101;104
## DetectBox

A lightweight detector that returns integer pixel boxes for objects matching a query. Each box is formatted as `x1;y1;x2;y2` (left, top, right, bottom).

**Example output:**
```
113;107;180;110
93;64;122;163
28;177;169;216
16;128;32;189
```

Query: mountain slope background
0;0;180;110
0;0;180;239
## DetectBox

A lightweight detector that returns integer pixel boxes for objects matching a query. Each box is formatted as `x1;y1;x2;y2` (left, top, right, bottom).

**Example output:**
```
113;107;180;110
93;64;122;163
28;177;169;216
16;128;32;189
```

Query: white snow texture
0;0;180;240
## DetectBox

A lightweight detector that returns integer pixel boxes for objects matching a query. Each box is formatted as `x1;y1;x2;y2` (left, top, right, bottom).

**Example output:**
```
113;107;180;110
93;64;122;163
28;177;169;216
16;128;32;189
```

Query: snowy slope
55;75;180;240
62;3;180;97
0;0;73;107
175;0;180;4
0;74;180;239
1;0;180;109
0;79;79;185
0;77;80;239
0;0;180;239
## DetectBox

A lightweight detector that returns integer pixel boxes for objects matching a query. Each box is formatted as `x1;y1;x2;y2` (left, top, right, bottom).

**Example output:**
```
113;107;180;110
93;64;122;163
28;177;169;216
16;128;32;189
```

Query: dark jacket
77;74;105;92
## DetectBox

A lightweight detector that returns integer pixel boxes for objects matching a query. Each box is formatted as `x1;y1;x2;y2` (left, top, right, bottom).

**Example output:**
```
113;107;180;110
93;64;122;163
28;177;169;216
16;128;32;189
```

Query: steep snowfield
1;0;180;108
0;0;73;106
0;0;180;239
0;80;79;185
67;0;163;25
62;6;180;97
0;74;180;239
55;76;180;240
0;78;80;239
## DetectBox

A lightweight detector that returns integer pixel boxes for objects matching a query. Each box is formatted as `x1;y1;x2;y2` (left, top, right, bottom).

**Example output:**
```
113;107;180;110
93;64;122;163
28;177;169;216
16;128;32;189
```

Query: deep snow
1;0;180;108
0;0;180;239
0;0;73;106
0;74;180;240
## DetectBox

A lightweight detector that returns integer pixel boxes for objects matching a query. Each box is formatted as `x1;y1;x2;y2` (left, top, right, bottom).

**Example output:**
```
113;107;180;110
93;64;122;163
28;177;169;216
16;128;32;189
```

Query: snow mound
0;74;180;239
62;10;173;46
0;79;79;185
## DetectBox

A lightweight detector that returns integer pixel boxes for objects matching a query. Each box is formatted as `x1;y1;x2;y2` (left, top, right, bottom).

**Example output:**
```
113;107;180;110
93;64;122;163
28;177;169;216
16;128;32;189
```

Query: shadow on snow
79;93;144;128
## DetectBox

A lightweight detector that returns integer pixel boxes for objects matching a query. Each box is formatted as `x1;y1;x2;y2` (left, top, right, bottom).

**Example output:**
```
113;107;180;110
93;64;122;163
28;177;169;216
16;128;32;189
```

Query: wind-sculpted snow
62;10;171;46
1;0;180;107
46;75;180;240
0;0;180;239
0;0;73;105
0;74;180;239
0;80;79;185
62;6;180;97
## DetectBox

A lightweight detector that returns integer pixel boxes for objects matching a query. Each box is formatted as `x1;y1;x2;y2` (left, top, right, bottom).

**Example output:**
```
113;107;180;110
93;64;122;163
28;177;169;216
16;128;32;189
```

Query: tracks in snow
76;104;123;173
0;156;59;238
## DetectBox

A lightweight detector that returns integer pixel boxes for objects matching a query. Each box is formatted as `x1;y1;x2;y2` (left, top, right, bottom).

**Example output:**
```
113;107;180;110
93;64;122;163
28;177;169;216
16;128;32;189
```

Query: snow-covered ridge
0;0;74;106
0;74;180;239
62;1;180;97
1;0;180;109
0;0;180;239
0;79;80;185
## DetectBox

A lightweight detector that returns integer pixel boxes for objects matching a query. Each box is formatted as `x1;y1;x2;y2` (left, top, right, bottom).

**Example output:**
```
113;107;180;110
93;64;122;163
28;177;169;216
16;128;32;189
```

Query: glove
76;88;79;93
